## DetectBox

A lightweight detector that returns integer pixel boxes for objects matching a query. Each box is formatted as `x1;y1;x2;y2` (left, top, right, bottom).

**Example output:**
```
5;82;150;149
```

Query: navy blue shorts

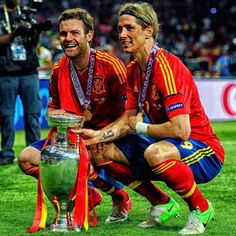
31;138;47;150
115;134;223;184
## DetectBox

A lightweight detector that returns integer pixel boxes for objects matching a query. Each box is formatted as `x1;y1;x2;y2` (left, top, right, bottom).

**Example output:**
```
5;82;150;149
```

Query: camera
13;0;52;38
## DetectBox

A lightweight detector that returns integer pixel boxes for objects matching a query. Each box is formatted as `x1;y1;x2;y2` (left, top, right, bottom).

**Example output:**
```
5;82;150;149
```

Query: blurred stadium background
2;0;234;129
1;0;236;74
22;0;236;75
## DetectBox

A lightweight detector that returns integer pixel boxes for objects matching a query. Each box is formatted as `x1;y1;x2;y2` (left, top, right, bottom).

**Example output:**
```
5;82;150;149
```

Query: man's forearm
100;123;131;142
98;113;131;142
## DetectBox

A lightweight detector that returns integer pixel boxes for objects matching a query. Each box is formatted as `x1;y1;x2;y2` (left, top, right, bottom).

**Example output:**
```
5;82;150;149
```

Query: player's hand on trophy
72;128;101;146
47;108;72;116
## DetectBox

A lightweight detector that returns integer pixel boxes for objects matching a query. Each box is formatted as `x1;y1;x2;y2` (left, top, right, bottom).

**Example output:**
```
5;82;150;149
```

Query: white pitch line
221;140;236;145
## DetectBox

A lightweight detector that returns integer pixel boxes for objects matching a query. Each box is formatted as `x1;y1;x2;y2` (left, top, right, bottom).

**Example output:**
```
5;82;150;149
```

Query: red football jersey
126;48;224;163
48;50;127;129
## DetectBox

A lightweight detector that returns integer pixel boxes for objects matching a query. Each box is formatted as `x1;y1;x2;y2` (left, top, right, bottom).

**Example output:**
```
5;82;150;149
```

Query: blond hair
119;2;159;41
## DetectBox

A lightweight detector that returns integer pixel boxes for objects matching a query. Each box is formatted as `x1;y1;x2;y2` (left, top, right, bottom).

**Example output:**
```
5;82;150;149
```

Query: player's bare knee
90;152;107;165
18;148;28;166
18;147;40;168
89;143;112;164
144;144;165;165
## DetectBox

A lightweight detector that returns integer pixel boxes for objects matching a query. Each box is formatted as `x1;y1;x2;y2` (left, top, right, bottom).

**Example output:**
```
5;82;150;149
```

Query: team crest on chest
93;77;106;94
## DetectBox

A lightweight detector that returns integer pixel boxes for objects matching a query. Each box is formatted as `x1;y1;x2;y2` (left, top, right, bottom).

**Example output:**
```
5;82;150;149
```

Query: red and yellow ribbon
27;128;95;232
72;138;89;230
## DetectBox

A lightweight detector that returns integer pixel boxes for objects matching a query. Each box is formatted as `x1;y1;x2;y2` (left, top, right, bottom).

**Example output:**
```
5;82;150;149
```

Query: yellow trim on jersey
127;60;136;69
127;180;143;189
96;52;126;83
106;186;116;194
181;182;197;199
96;51;126;84
160;52;177;93
89;172;99;181
152;160;176;175
50;60;61;79
52;61;60;69
182;147;215;165
96;161;113;166
157;59;171;95
156;51;177;95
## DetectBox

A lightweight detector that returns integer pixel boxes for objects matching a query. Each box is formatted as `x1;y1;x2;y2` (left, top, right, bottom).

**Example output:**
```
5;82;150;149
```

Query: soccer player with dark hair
74;2;225;234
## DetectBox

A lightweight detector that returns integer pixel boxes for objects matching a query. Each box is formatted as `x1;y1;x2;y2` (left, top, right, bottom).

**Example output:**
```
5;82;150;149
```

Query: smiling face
118;14;148;55
59;18;93;59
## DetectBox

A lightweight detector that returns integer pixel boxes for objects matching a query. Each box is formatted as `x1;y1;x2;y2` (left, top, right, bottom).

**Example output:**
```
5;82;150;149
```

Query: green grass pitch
0;121;235;235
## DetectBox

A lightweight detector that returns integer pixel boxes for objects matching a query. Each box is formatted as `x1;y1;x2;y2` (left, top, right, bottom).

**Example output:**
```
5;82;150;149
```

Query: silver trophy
40;115;85;232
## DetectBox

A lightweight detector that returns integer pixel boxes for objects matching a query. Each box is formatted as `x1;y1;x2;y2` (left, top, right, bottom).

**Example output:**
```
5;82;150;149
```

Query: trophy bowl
40;115;85;232
47;115;85;129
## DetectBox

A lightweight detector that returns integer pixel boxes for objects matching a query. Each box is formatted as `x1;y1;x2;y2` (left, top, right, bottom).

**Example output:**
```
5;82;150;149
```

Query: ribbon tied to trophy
27;115;97;233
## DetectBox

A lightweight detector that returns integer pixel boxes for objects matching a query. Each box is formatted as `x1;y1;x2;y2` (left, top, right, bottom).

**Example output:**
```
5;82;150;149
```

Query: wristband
135;122;149;135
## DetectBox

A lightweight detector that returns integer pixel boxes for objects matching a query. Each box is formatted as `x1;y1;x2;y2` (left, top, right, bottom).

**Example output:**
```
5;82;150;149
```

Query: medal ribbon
138;44;159;111
3;4;21;33
70;48;96;109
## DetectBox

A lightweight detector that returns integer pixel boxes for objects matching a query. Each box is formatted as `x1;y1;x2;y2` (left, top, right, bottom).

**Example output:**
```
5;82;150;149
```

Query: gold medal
84;108;92;121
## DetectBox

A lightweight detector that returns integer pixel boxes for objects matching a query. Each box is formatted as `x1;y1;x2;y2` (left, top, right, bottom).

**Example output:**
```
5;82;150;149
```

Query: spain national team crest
93;77;106;94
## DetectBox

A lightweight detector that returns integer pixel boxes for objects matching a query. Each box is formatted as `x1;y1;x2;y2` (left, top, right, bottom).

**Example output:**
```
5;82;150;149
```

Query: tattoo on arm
102;130;114;139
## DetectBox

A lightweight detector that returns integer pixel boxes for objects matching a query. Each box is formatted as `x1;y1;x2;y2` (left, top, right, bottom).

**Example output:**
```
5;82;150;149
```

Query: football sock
98;161;169;205
151;158;208;212
89;169;129;202
24;166;39;179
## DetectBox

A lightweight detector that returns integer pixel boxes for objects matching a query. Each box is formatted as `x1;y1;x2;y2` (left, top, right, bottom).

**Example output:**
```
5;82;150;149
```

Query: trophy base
49;218;81;232
49;225;81;232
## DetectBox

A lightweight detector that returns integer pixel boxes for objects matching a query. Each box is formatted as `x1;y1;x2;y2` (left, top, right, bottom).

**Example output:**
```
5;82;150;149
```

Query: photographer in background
0;0;42;165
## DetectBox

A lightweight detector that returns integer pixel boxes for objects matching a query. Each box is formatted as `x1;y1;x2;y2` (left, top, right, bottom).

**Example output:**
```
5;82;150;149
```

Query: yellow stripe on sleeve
159;52;177;94
96;51;126;84
156;52;177;95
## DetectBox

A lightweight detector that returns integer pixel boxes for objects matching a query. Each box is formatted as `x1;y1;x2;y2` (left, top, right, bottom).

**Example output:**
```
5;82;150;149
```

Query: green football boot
179;200;214;235
138;198;180;228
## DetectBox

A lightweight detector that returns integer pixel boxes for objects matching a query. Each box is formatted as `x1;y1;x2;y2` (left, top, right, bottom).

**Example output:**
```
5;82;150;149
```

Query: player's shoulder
127;59;136;67
156;48;181;63
96;49;124;66
127;59;138;73
52;56;67;69
50;56;66;78
51;59;61;71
